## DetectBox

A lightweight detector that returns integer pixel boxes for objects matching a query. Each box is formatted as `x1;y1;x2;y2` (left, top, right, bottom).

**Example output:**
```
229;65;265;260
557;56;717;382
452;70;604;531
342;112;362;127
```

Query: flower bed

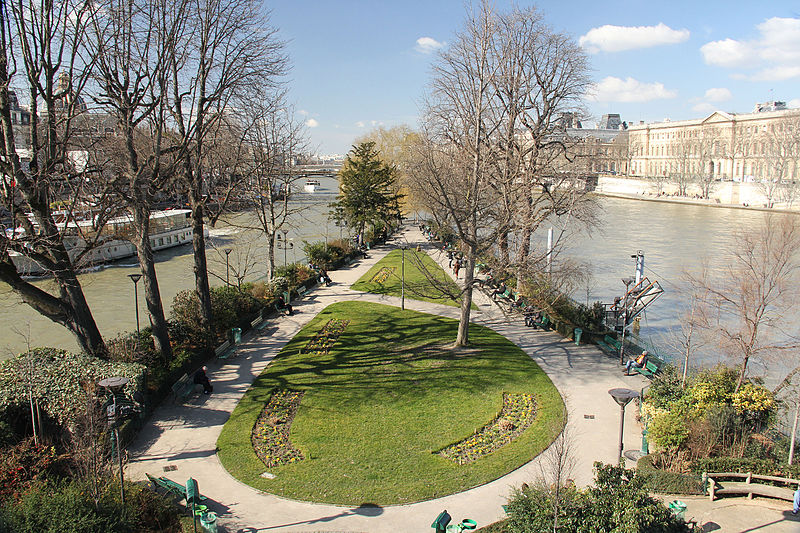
251;390;305;468
301;319;350;355
438;392;537;464
370;267;395;284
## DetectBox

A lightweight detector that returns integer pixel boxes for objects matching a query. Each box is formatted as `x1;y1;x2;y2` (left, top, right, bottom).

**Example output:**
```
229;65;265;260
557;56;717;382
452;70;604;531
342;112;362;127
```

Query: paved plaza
125;227;798;532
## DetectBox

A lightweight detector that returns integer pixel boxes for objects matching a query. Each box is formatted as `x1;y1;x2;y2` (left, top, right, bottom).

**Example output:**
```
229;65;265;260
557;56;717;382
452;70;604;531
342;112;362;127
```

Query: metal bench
596;334;622;356
633;356;664;378
533;314;550;330
297;286;309;298
250;314;263;330
171;373;199;403
214;340;234;360
705;472;799;503
146;473;208;503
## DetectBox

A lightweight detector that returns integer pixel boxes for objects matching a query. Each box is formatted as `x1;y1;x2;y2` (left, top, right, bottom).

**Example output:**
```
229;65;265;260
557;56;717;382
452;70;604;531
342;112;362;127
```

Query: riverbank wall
594;175;800;213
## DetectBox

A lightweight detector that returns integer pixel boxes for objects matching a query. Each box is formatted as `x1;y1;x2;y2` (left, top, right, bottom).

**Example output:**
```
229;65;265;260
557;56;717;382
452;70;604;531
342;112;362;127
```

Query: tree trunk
455;252;475;346
188;179;213;340
132;205;172;361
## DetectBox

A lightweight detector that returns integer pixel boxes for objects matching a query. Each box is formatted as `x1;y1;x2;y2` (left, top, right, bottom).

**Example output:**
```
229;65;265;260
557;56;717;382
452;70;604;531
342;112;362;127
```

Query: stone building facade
628;102;800;183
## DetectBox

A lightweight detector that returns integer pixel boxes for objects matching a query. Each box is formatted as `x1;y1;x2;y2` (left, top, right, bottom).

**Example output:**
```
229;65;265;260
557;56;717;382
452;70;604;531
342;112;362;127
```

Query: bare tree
166;0;287;335
85;0;191;359
0;0;109;356
536;414;576;533
691;214;800;392
409;3;593;345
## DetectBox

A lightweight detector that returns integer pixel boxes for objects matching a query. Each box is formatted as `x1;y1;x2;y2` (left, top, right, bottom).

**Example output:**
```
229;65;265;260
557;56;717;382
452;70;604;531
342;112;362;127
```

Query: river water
0;185;795;382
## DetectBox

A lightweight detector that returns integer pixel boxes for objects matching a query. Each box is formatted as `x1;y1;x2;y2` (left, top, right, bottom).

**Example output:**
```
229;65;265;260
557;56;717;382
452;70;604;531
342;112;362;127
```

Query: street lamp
224;248;232;286
609;388;640;465
276;229;293;267
400;246;406;310
127;274;142;335
98;376;132;504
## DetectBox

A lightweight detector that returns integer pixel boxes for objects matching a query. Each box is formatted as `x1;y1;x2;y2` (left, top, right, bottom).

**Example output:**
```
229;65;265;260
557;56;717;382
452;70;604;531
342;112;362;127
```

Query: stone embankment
594;175;800;213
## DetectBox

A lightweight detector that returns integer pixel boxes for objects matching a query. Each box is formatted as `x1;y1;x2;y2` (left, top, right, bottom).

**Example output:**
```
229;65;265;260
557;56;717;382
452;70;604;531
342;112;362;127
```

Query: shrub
0;438;63;503
0;477;181;532
649;409;690;450
0;349;144;430
646;365;685;410
171;285;264;345
637;455;703;495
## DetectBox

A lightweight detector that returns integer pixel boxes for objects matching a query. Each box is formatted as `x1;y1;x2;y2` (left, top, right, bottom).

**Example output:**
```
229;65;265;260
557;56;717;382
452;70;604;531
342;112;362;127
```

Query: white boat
8;209;206;276
304;179;321;193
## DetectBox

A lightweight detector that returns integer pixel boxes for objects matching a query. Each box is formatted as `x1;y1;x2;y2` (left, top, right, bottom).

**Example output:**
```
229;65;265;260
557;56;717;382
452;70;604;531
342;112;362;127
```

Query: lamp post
224;248;232;286
277;229;293;267
98;376;131;504
609;388;639;465
401;246;406;310
127;274;142;335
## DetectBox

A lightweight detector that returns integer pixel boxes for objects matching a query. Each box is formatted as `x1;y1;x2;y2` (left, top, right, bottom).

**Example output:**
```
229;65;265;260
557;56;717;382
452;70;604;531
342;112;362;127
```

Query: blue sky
269;1;800;155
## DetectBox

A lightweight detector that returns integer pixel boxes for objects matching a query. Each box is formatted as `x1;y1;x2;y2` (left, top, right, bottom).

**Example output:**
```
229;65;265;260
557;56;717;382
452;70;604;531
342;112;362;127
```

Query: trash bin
573;328;583;346
668;500;687;520
200;511;218;533
231;327;242;344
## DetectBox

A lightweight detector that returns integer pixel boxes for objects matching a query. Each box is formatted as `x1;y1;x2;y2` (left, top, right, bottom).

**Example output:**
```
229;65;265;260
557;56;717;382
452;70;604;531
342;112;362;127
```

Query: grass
217;301;565;505
351;248;465;307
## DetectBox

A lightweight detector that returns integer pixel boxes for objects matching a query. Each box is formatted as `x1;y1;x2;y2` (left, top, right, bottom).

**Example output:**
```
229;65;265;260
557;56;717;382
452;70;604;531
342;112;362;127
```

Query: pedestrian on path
454;258;461;278
793;486;800;514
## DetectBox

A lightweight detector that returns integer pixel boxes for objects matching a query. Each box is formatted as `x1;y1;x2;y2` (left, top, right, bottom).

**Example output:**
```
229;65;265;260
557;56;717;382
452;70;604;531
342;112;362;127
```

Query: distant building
628;103;800;182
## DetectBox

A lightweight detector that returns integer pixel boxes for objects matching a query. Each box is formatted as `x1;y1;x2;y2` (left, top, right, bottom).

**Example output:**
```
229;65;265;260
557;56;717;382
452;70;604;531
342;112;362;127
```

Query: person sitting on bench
625;351;648;375
491;282;506;300
524;307;542;328
319;269;332;286
277;295;293;316
193;366;213;394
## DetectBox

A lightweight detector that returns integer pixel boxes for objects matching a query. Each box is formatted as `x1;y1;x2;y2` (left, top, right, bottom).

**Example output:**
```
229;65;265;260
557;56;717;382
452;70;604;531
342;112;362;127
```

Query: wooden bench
146;473;208;503
705;472;799;503
214;340;235;360
171;373;200;403
596;334;622;356
250;313;263;330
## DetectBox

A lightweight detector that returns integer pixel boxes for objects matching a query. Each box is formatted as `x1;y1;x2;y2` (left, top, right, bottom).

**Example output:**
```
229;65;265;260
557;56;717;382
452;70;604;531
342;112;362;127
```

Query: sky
268;0;800;156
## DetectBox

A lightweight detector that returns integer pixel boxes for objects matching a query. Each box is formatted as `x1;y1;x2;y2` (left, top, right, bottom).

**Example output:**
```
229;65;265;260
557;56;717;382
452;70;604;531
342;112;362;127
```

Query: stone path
126;226;795;532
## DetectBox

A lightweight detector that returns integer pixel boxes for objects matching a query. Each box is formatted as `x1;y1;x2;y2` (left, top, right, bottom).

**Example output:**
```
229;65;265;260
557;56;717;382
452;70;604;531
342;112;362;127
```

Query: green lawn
351;248;465;307
217;301;564;505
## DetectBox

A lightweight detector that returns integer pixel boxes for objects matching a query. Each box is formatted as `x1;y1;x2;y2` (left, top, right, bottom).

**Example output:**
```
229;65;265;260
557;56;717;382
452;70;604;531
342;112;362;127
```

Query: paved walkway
126;227;793;532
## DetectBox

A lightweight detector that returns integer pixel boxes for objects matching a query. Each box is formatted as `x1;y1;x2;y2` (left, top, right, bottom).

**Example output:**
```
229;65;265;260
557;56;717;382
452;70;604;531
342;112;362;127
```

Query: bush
0;438;64;503
171;285;264;346
0;477;181;532
691;456;800;478
503;463;691;533
637;455;703;495
649;409;690;450
0;349;144;430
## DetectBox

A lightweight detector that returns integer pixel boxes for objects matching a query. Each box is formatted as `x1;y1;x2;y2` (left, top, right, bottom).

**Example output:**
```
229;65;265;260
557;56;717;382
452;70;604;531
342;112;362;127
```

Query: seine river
0;184;794;383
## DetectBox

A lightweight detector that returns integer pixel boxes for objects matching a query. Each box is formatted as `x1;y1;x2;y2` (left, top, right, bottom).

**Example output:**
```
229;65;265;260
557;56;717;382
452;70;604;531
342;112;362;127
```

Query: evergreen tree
331;142;403;243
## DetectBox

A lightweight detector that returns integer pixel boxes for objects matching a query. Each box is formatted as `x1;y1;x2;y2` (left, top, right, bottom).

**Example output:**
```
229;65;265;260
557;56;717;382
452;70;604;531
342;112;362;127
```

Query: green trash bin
231;327;242;344
573;328;583;346
200;511;217;533
668;500;687;520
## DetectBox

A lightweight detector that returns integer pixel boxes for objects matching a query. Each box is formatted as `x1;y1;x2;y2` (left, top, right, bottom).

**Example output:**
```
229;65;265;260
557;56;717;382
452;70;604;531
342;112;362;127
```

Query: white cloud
579;23;689;53
305;118;319;128
788;98;800;109
586;76;678;103
415;36;444;54
701;17;800;80
691;102;717;114
298;109;309;116
704;87;732;102
355;121;365;128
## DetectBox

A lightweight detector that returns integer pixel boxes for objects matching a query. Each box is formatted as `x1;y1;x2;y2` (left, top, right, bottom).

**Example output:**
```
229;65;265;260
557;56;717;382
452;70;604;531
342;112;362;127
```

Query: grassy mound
217;301;564;505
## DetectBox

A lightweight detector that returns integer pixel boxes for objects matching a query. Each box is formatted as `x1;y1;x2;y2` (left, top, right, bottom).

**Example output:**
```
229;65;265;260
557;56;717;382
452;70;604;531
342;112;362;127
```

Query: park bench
704;472;799;503
250;313;263;330
214;340;235;360
533;314;550;330
171;373;200;403
274;290;293;315
596;334;622;356
632;354;665;378
146;473;208;504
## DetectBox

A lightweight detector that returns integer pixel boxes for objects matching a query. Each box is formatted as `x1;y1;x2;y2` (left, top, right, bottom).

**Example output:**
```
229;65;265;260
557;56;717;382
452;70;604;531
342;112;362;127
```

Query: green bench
214;340;234;360
146;473;208;503
633;354;665;378
596;334;622;356
533;314;550;330
250;313;263;330
171;373;200;403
